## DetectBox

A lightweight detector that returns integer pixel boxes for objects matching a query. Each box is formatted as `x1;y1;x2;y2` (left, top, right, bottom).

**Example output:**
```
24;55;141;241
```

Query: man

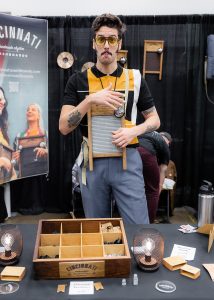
137;131;172;223
59;13;160;224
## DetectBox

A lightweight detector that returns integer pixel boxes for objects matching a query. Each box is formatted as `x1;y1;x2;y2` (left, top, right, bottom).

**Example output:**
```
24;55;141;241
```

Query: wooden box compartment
104;244;126;257
60;246;81;259
82;233;103;245
61;233;81;246
38;246;60;259
33;218;131;279
40;234;60;246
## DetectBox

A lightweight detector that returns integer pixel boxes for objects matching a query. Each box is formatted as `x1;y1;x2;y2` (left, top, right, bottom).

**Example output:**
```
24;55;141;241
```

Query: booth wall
9;14;214;214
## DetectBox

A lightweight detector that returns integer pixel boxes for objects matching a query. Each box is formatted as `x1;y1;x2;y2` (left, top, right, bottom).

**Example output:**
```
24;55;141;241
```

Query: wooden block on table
1;266;26;281
94;281;104;291
203;264;214;281
162;256;186;271
197;224;214;235
180;264;200;279
208;227;214;253
101;222;114;232
57;284;67;293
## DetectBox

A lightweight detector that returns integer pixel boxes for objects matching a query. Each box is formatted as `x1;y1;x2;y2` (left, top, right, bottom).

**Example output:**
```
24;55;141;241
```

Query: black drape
6;15;214;214
0;186;8;221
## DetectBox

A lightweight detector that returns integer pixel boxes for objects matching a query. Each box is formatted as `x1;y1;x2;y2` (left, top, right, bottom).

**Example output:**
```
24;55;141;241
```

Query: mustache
101;51;112;56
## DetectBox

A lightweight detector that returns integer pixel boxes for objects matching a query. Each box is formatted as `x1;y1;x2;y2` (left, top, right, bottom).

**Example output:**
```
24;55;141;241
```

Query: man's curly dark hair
92;13;126;39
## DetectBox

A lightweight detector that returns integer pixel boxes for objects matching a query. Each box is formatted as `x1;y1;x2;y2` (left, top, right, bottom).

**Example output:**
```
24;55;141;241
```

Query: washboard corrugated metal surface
88;104;126;171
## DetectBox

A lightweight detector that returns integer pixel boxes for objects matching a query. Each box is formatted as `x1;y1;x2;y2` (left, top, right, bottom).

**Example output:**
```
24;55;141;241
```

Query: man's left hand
112;127;135;148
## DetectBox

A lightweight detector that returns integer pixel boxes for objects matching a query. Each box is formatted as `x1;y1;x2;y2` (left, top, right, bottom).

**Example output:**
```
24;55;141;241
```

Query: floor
4;206;197;225
167;206;197;224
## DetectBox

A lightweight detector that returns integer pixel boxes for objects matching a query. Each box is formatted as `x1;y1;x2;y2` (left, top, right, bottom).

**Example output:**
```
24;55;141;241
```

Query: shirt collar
91;64;123;78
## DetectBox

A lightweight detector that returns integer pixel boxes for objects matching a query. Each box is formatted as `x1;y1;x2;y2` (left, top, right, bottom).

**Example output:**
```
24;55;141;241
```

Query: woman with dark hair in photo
0;87;16;180
0;87;16;222
0;87;10;147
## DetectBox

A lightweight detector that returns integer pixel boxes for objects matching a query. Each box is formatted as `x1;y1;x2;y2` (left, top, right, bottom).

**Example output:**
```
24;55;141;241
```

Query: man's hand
59;83;125;136
112;127;135;148
88;83;125;110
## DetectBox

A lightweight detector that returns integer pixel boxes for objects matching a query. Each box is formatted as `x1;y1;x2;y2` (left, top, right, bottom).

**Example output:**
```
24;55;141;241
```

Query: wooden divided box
33;218;131;279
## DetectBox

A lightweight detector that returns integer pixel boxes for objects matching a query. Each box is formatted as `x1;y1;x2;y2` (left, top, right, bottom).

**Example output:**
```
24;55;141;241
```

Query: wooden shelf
143;40;164;80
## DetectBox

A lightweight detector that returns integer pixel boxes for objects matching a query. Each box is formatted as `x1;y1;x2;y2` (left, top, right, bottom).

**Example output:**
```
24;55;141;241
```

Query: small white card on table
69;281;94;295
171;244;196;261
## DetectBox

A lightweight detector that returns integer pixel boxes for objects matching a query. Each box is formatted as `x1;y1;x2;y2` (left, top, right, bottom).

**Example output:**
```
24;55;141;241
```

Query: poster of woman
0;13;48;183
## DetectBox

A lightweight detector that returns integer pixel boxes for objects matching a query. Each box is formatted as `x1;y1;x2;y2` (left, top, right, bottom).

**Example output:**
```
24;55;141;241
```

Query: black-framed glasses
95;35;120;47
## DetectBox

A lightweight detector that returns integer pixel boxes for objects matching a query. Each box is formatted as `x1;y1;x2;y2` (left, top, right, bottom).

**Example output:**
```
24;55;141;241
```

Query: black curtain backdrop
7;15;214;214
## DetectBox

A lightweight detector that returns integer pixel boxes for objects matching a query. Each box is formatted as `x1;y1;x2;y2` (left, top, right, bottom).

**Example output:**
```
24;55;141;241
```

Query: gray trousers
78;148;149;224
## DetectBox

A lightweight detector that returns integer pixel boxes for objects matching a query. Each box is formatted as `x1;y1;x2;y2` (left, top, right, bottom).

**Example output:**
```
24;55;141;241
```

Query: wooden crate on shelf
33;218;131;279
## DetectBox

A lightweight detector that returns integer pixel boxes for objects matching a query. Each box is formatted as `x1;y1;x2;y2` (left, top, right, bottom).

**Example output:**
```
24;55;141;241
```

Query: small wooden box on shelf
33;218;131;279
